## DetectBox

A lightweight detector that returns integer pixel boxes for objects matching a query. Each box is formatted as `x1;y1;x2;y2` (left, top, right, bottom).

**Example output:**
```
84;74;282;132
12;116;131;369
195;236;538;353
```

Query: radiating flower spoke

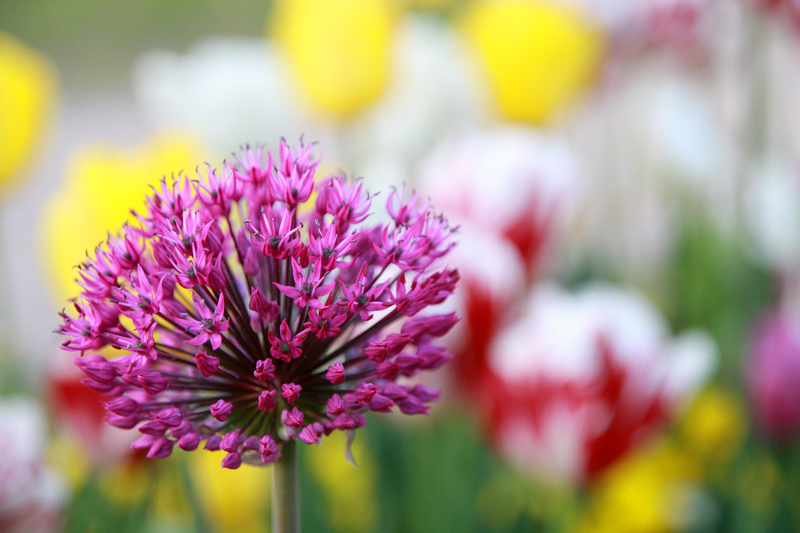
59;139;459;468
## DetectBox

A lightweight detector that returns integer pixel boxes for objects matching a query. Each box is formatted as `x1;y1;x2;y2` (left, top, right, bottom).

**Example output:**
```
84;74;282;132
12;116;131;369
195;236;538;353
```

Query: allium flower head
58;139;458;468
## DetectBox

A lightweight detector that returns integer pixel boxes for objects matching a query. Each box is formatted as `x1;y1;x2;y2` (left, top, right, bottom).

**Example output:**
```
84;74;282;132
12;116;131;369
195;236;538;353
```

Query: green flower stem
272;439;300;533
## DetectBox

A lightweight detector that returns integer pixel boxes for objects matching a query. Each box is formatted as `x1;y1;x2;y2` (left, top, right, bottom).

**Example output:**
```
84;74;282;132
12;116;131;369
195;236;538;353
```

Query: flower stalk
272;439;299;533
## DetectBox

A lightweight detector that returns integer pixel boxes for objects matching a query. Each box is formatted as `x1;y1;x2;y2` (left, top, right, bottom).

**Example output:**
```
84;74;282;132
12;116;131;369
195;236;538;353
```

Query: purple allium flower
58;140;459;468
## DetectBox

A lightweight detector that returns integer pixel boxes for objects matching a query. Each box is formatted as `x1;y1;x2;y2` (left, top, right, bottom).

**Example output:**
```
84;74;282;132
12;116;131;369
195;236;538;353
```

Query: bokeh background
2;0;800;531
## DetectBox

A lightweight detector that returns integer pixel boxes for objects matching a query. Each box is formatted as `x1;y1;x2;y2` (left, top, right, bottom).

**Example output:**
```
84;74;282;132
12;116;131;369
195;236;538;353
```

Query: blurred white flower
573;65;732;280
0;397;66;533
345;16;487;189
744;159;800;269
652;80;725;186
131;37;306;157
131;17;486;190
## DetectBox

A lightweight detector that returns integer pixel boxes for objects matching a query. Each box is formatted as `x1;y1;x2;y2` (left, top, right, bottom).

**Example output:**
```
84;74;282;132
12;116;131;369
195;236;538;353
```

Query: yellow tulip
581;388;748;533
462;0;604;125
678;387;746;465
271;0;396;118
189;451;270;533
49;432;189;523
103;458;173;511
0;32;57;191
39;133;200;302
580;441;700;533
46;431;93;490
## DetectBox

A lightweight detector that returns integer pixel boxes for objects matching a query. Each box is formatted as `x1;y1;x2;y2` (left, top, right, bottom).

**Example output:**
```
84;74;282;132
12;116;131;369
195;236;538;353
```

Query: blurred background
2;0;800;531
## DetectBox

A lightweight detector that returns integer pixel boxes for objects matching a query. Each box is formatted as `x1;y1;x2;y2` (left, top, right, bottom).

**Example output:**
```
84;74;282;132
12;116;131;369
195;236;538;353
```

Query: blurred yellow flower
271;0;396;118
580;441;701;533
306;431;378;532
678;387;746;465
107;458;192;525
39;133;200;302
581;388;748;533
0;32;57;191
49;431;188;522
462;0;604;125
190;450;270;533
47;431;92;490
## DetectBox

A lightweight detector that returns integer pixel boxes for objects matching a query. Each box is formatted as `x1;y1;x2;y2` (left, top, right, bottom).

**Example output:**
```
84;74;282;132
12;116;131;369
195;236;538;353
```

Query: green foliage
64;472;155;533
0;0;273;90
664;216;775;383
